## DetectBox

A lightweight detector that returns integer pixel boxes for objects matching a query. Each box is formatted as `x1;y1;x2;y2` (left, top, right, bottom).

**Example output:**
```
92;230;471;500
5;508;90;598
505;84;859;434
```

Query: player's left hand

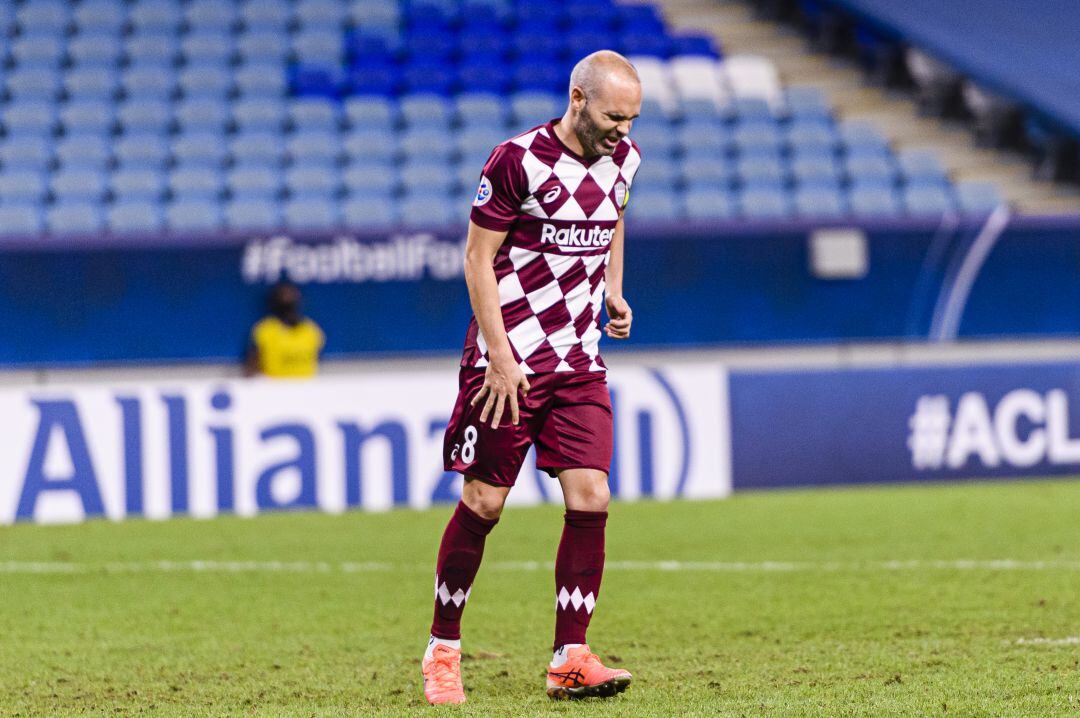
604;295;632;339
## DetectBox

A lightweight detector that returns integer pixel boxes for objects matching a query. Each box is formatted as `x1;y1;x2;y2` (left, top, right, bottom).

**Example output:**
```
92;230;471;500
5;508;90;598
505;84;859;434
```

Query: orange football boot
546;645;632;700
421;644;466;705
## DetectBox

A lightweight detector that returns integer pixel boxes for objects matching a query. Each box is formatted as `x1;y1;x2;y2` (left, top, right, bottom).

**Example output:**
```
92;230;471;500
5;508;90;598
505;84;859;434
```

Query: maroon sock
553;509;607;651
430;501;498;640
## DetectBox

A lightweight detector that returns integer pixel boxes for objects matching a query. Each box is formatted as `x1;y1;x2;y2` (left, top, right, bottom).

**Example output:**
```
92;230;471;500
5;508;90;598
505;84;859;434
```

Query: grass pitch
1;480;1078;717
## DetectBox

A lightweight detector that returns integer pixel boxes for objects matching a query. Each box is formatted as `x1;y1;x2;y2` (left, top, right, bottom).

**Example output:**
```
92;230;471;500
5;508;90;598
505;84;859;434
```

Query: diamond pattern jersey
462;120;642;374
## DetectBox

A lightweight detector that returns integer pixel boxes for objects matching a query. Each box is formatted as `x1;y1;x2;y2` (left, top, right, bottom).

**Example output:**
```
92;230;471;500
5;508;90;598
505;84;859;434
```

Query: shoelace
428;654;462;689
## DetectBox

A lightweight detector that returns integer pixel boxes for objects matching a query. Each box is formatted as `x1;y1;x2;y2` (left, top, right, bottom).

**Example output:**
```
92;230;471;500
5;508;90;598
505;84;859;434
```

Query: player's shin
552;509;607;652
430;500;499;642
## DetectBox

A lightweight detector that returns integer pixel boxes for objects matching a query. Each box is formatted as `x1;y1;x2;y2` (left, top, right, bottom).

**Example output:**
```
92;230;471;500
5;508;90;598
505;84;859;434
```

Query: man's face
572;77;642;157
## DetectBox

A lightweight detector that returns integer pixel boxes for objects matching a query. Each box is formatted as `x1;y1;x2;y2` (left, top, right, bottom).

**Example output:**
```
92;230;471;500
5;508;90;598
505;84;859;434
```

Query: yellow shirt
251;317;325;378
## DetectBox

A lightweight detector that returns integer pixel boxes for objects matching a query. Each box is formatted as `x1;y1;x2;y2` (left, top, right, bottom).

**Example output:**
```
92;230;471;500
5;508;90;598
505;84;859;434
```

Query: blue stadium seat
68;34;123;67
399;194;457;229
732;98;774;123
847;185;903;217
344;129;399;163
292;64;345;100
627;189;682;221
289;98;341;130
125;34;180;65
739;184;793;218
296;0;347;28
46;202;106;235
401;162;456;194
794;186;846;218
681;157;733;189
6;68;62;100
2;102;57;134
235;63;288;97
225;196;281;230
847;153;898;186
241;0;291;31
510;92;561;126
238;31;290;64
674;122;730;158
736;155;786;186
400;94;452;128
108;200;165;233
179;65;234;99
176;98;230;132
230;131;287;165
0;135;52;170
455;127;504;158
344;96;397;129
684;188;734;220
897;149;949;185
285;164;341;196
0;203;45;235
292;29;344;65
169;198;225;231
456;57;513;96
169;166;225;198
60;100;115;135
171;133;228;166
733;122;783;155
344;163;399;194
455;94;508;128
115;133;170;168
903;184;955;217
17;0;70;32
55;135;111;169
51;167;108;200
121;66;176;99
286;130;343;163
954;182;1004;216
185;0;238;29
455;162;482;192
75;0;128;33
631;124;679;158
12;34;66;68
791;155;842;188
182;32;236;65
0;170;48;203
400;128;455;162
129;0;182;32
343;194;398;229
628;157;680;190
785;120;838;154
839;121;891;155
228;164;284;198
233;98;287;132
285;195;341;229
111;168;167;200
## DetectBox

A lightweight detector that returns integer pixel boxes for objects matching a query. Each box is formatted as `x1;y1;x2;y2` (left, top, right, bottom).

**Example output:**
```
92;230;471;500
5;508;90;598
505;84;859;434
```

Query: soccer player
421;50;642;704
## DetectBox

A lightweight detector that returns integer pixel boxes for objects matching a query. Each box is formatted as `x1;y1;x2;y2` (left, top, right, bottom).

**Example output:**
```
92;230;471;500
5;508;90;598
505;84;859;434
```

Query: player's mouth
601;135;620;150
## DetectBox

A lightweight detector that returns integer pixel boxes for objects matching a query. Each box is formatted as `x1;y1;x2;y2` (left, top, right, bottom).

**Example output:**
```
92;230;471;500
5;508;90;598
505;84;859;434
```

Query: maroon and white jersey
462;120;642;374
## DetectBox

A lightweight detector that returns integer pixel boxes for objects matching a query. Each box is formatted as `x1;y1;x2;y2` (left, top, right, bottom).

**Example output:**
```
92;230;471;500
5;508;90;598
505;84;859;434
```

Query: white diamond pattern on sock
434;575;472;607
556;585;596;614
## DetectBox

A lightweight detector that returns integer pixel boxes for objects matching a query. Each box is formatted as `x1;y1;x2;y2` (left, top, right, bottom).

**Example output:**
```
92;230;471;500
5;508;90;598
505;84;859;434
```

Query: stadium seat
169;166;225;198
285;196;341;230
176;98;230;132
75;0;128;33
233;98;287;132
241;0;291;31
168;198;225;232
235;63;288;98
784;86;832;122
12;34;66;69
628;189;682;220
289;97;341;131
18;1;70;33
111;168;167;200
115;133;170;168
400;128;455;162
286;164;341;196
55;135;112;169
125;35;180;66
897;150;950;185
735;156;785;186
0;170;47;203
47;202;106;235
510;92;561;126
238;31;290;63
723;55;783;108
60;100;116;135
2;102;57;134
401;162;456;194
129;0;182;32
172;133;229;167
344;96;397;130
0;136;52;170
0;203;45;235
68;35;123;68
286;131;343;163
185;0;237;29
669;57;728;108
118;100;172;133
51;168;108;200
344;163;399;194
738;186;792;219
228;163;284;198
794;186;846;218
684;188;735;220
108;201;166;233
225;197;280;230
848;185;903;217
179;65;234;99
345;129;399;163
399;194;456;228
903;184;955;217
6;68;62;100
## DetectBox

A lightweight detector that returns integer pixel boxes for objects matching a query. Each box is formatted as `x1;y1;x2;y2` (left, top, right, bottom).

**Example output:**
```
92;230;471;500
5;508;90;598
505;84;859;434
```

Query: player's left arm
604;215;632;340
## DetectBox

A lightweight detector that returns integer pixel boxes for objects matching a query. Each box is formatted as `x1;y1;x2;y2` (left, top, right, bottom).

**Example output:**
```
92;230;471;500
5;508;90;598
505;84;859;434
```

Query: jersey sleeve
469;143;528;232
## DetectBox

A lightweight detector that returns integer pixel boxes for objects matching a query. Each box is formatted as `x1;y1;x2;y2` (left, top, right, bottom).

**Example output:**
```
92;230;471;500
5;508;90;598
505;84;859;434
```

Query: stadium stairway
655;0;1080;214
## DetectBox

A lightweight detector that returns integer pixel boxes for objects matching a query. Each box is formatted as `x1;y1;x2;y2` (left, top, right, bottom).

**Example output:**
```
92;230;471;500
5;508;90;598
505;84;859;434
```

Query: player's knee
461;481;507;520
573;479;610;512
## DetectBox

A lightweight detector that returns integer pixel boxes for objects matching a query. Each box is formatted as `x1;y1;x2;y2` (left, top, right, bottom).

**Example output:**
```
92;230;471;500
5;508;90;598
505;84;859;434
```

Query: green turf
1;480;1079;717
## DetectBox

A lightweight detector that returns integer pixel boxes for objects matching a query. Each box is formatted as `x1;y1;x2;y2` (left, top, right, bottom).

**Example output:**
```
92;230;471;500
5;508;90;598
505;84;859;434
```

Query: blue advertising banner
728;361;1080;489
1;215;1079;365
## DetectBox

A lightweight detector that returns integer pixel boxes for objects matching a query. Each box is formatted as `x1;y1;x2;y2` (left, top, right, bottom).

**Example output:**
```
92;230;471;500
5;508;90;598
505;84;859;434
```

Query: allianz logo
540;223;614;249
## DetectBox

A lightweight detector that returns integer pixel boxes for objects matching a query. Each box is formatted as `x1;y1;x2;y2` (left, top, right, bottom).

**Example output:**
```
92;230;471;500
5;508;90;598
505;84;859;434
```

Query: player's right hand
470;354;531;429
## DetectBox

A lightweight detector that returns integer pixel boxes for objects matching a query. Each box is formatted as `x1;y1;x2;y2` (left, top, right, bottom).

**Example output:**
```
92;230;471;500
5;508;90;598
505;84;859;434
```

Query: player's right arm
463;221;531;429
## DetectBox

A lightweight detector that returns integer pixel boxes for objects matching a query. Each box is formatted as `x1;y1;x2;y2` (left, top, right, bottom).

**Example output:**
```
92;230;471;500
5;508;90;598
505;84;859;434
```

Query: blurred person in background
243;280;324;378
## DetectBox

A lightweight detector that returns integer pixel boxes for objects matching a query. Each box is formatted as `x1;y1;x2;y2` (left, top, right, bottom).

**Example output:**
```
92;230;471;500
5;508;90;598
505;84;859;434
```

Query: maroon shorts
443;368;614;487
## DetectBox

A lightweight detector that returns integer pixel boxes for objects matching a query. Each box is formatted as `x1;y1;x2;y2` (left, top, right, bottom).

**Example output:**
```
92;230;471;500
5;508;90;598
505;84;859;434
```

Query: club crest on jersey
473;176;493;206
614;181;628;208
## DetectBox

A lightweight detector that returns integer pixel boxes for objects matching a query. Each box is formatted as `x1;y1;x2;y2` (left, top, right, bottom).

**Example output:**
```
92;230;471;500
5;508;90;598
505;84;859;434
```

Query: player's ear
569;86;587;110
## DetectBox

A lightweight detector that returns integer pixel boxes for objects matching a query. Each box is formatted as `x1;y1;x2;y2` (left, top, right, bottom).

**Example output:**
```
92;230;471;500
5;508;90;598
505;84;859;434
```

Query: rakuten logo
540;224;614;250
